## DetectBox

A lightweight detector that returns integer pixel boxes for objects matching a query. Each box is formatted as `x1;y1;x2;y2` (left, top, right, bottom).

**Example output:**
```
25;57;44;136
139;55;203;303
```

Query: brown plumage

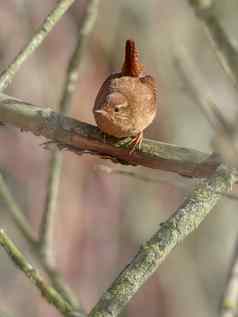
93;39;157;150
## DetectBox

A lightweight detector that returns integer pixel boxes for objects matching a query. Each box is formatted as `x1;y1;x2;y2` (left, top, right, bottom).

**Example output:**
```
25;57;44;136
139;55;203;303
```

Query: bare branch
0;230;78;317
220;237;238;317
188;0;238;86
0;0;76;91
0;174;36;246
174;48;238;168
95;165;238;201
59;0;99;114
0;169;82;312
39;0;99;268
0;1;83;308
89;165;236;317
95;164;192;191
39;151;63;264
0;93;221;178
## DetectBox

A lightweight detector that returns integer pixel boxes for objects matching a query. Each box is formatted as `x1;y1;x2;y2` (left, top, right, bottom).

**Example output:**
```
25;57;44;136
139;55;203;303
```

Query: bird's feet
115;132;143;153
127;132;143;154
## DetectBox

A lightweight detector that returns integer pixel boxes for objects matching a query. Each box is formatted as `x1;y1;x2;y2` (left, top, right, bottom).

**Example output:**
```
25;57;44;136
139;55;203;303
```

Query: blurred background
0;1;238;316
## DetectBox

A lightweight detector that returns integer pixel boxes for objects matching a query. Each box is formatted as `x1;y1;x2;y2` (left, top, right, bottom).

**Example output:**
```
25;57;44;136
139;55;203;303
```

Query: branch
39;152;63;263
39;0;99;267
0;0;82;309
95;165;238;201
0;170;81;312
188;0;238;86
174;48;238;168
0;174;36;246
59;0;99;114
0;230;77;317
89;165;236;317
220;237;238;317
95;164;188;186
0;0;76;91
0;93;222;178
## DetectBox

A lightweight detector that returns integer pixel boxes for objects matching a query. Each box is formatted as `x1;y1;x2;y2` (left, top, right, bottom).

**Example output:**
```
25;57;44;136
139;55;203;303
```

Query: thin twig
0;0;76;92
89;165;236;317
0;93;222;178
95;164;190;187
39;151;63;265
221;192;238;201
174;48;221;130
0;170;82;312
95;165;238;201
220;236;238;317
0;230;77;317
188;0;238;86
0;174;36;246
175;48;238;168
186;1;238;168
39;0;99;267
59;0;99;114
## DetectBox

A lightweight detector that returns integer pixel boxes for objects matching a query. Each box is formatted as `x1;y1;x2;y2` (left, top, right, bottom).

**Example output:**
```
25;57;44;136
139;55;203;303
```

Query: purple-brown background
0;1;237;317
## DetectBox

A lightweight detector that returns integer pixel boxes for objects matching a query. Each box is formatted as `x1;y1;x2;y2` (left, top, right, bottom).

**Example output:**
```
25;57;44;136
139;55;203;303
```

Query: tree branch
89;165;236;317
59;0;99;114
220;236;238;317
0;230;78;317
0;93;221;178
188;0;238;86
174;47;238;168
0;0;83;311
0;169;82;312
0;174;36;246
0;0;76;91
39;0;99;268
95;165;238;201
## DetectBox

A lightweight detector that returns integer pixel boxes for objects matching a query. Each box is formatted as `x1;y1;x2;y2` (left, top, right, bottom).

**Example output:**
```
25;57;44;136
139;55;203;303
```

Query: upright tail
121;39;144;77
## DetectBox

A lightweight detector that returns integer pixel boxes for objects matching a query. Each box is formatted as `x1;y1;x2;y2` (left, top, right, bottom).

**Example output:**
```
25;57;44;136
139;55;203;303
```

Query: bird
93;39;157;151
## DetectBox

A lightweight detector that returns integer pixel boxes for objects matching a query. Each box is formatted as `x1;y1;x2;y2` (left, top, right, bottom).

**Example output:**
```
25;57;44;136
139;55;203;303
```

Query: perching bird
93;39;157;151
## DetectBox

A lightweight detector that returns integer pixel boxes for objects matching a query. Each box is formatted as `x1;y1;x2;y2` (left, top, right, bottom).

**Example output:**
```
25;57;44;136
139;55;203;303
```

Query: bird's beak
95;109;107;116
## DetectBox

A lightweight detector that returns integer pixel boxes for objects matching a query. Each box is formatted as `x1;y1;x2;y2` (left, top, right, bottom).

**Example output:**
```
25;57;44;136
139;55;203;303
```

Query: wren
93;39;157;151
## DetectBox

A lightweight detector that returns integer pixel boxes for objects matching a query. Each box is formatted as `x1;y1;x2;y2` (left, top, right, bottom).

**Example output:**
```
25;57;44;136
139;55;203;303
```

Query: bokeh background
0;1;238;317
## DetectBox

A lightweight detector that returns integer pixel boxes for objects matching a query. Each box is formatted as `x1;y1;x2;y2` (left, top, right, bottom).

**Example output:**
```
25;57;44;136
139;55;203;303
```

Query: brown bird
93;39;157;151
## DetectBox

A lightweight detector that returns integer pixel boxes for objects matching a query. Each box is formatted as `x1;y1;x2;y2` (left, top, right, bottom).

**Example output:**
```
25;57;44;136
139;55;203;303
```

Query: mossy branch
89;165;236;317
0;93;222;178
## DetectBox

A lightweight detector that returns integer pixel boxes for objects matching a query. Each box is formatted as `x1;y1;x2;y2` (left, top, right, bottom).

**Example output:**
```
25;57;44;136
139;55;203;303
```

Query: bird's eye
114;107;120;113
